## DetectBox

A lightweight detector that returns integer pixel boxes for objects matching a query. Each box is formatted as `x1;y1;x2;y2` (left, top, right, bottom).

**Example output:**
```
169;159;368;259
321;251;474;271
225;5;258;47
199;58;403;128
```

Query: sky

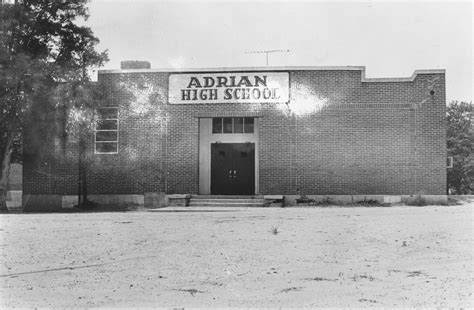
83;0;473;102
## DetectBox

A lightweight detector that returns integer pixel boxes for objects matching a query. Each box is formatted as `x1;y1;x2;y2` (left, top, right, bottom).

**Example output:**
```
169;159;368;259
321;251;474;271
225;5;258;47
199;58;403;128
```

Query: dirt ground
1;203;473;308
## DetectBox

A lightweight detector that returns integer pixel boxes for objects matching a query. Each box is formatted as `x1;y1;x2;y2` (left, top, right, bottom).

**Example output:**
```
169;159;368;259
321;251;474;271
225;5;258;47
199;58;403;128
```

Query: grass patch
279;286;303;293
173;288;205;297
355;198;382;207
269;226;279;235
407;270;427;277
304;277;338;282
53;204;144;213
351;273;375;281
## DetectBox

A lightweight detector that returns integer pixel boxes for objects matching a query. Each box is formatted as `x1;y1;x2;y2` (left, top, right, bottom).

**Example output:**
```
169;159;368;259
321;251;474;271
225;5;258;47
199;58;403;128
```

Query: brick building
22;64;447;210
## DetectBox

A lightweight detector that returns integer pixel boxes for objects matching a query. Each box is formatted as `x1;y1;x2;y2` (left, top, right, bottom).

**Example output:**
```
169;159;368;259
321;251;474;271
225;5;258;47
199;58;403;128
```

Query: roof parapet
98;66;445;82
361;68;445;82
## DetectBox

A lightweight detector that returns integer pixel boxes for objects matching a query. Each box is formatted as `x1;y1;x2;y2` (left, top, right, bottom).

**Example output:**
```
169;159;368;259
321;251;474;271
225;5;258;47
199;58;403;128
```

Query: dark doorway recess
211;143;255;195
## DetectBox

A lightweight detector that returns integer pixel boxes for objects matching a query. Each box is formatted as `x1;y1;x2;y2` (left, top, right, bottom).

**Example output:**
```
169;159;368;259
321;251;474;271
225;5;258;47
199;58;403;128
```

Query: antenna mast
245;49;290;66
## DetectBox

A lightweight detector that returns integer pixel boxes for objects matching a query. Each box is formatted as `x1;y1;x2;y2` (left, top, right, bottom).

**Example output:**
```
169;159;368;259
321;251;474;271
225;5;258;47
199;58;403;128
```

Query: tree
49;81;106;208
0;1;108;212
447;101;473;194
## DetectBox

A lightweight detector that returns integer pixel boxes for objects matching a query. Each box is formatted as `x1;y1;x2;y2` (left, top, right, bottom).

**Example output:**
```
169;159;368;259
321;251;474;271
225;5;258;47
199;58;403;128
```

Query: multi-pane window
95;107;118;154
212;117;254;134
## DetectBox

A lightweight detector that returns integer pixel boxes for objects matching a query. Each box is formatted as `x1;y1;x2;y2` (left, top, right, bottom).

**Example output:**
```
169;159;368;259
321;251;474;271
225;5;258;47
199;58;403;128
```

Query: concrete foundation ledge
23;194;63;212
87;195;144;206
264;195;284;207
283;195;448;206
6;190;22;210
23;194;145;212
144;192;167;209
62;195;78;208
401;195;448;206
61;195;145;208
168;194;190;207
20;193;449;212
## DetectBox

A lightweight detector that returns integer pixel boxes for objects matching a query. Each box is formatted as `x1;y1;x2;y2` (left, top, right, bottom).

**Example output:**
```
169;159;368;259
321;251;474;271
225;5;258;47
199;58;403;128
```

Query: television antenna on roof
245;49;291;66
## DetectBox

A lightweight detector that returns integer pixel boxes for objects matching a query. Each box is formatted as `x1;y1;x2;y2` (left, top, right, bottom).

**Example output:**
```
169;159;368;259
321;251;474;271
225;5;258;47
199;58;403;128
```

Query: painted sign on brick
169;72;289;104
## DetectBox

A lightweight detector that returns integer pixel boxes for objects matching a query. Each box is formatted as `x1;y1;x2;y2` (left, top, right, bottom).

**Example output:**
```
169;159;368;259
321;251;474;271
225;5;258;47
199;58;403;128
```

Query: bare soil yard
1;204;473;308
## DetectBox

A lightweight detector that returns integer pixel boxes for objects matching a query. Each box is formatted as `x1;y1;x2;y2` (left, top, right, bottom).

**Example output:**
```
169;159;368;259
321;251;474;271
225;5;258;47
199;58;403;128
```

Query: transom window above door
212;117;254;134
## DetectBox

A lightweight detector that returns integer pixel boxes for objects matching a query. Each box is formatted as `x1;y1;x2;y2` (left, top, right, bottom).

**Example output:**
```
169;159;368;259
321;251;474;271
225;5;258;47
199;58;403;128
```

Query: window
95;107;118;154
212;118;223;133
223;117;233;133
234;117;243;133
212;117;255;134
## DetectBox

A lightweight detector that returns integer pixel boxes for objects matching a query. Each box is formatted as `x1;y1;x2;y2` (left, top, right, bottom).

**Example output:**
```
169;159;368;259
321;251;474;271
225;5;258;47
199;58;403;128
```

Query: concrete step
187;195;267;208
188;198;266;207
148;206;256;212
189;203;265;207
189;199;265;204
191;195;264;199
189;200;265;204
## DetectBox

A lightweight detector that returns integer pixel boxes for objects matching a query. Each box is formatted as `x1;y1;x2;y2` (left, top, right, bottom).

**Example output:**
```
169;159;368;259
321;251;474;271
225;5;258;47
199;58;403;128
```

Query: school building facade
22;63;447;210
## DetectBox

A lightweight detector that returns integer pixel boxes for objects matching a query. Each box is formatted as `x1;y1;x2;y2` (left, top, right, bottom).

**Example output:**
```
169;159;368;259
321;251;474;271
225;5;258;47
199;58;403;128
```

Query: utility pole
245;49;290;66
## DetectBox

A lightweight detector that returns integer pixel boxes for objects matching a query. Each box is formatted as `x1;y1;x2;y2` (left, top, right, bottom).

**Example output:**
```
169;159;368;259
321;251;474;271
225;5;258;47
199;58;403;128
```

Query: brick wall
23;68;446;196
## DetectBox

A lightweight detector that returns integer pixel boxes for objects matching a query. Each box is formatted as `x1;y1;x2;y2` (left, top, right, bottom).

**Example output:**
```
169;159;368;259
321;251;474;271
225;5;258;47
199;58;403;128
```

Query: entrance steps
188;195;266;207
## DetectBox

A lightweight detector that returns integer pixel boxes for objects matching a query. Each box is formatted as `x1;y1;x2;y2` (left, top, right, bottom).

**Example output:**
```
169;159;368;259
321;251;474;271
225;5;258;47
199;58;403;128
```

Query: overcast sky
84;0;472;102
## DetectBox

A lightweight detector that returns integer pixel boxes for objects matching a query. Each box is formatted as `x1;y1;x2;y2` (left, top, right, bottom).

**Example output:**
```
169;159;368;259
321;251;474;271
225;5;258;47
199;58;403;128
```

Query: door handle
233;170;237;178
229;170;232;178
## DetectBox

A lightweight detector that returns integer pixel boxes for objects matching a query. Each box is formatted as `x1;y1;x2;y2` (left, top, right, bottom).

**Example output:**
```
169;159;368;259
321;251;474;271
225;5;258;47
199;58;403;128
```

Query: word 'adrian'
187;75;267;88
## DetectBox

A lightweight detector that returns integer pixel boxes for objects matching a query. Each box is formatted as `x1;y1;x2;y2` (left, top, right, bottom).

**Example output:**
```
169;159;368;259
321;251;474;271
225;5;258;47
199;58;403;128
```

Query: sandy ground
1;204;473;308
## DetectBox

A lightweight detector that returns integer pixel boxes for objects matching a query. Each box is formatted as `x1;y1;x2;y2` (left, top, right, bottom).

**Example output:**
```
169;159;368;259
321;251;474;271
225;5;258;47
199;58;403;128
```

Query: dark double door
211;143;255;195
